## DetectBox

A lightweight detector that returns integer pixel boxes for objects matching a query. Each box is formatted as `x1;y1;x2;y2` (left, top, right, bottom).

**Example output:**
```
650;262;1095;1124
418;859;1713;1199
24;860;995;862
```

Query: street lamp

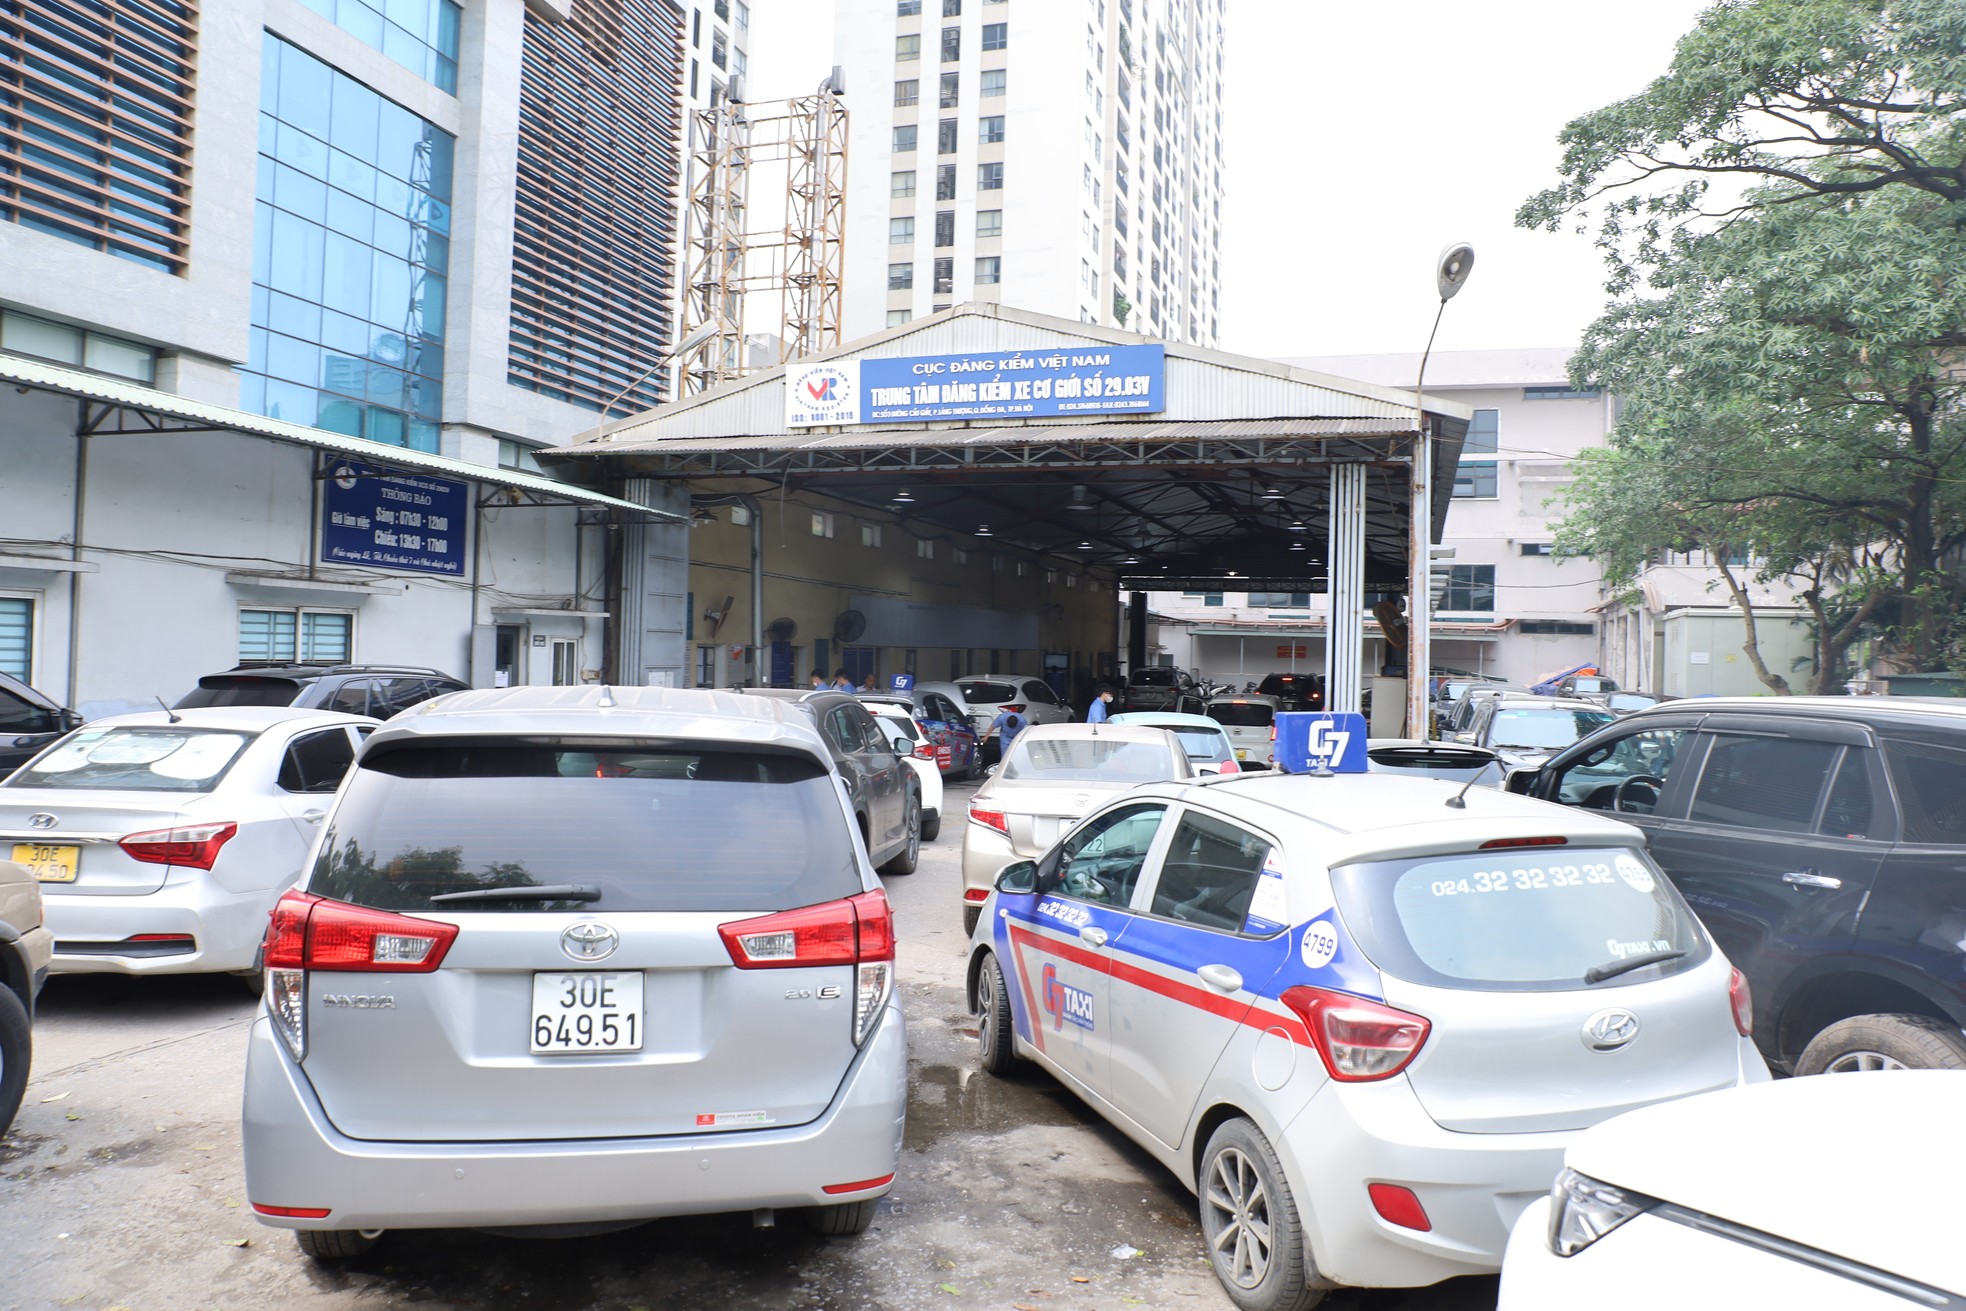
594;321;720;441
1405;242;1475;740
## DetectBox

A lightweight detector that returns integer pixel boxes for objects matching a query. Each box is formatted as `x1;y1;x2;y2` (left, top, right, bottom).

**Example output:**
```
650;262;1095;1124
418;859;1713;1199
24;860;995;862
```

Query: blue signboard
785;345;1166;427
321;461;468;576
890;673;916;692
1274;712;1369;774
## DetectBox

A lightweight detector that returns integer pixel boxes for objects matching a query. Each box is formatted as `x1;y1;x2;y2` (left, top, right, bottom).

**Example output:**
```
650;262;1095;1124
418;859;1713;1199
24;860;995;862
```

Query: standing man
832;669;854;690
809;670;828;690
1086;684;1116;724
986;701;1028;762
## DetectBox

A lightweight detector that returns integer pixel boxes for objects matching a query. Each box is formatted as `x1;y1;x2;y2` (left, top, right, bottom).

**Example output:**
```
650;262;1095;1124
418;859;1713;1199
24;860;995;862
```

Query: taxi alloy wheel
976;954;1021;1076
1199;1119;1324;1311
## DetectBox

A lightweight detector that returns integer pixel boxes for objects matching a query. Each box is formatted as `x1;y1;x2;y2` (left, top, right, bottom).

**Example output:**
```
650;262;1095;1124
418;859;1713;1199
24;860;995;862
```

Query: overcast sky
747;0;1716;358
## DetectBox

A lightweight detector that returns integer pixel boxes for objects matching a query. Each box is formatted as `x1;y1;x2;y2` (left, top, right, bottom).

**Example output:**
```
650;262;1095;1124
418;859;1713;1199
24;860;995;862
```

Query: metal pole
1326;464;1366;713
1406;300;1447;738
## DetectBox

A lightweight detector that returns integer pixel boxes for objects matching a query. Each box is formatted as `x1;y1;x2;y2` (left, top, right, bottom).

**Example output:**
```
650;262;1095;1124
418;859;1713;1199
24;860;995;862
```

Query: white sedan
864;700;945;842
1500;1071;1966;1308
0;706;376;982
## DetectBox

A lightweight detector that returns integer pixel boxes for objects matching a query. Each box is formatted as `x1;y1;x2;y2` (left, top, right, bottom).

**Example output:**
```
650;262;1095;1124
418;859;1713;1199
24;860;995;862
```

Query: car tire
0;983;31;1137
880;791;920;876
295;1228;382;1260
803;1199;878;1236
962;903;981;937
1198;1118;1326;1311
976;953;1022;1077
1795;1013;1966;1074
921;808;941;842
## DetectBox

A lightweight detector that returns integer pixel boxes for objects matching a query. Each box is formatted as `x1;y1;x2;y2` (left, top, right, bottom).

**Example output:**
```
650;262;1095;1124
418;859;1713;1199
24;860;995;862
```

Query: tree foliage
1524;0;1966;679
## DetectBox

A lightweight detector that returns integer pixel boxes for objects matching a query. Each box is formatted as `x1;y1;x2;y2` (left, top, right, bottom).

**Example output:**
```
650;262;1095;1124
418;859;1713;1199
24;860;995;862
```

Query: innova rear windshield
1327;847;1708;992
309;740;861;913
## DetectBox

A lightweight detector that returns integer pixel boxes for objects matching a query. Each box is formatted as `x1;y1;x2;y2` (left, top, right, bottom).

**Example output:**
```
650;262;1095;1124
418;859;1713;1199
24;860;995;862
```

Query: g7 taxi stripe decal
1005;921;1313;1050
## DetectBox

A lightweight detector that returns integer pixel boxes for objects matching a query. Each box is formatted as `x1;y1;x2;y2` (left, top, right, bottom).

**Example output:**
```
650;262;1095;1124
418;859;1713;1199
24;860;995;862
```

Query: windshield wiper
428;884;602;904
1584;950;1687;985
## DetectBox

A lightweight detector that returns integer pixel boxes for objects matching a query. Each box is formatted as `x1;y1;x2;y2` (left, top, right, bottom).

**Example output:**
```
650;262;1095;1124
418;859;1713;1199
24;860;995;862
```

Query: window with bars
0;0;200;274
0;598;32;681
240;609;353;664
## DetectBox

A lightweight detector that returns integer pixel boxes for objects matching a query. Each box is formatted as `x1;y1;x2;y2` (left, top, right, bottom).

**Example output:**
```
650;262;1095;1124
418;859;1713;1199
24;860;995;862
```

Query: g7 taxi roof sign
1275;712;1368;774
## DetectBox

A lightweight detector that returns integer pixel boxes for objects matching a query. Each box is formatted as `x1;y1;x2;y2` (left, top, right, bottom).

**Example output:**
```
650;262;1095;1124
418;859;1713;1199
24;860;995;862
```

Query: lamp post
594;321;720;441
1405;242;1474;740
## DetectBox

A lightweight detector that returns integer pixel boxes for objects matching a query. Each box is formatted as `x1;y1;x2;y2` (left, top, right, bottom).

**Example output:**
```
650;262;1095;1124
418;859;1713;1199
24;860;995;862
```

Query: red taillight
1281;986;1430;1082
962;886;990;904
260;890;458;1063
251;1202;332;1218
1478;836;1568;850
1269;724;1276;742
1217;758;1240;774
822;1173;895;1195
913;743;937;761
968;805;1008;835
119;821;238;870
720;892;894;1047
1368;1183;1431;1232
1728;967;1753;1037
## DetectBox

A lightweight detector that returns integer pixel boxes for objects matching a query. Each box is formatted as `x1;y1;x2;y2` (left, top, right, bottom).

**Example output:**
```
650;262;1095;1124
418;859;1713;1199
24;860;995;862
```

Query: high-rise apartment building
836;0;1226;344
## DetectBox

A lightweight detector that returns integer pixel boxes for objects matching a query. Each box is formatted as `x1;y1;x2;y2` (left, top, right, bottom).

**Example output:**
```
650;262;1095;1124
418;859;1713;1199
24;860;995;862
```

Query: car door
999;801;1175;1103
1022;679;1066;724
1107;805;1293;1149
272;725;361;845
1861;736;1966;1029
839;702;905;851
1656;721;1887;1061
326;679;379;717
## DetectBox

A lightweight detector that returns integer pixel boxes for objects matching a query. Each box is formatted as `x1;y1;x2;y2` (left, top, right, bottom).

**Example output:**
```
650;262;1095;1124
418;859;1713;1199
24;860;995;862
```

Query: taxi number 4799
530;971;646;1054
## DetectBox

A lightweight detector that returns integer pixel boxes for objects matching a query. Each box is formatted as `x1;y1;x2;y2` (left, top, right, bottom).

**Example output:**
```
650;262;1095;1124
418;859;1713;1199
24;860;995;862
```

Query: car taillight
1728;967;1753;1037
1479;836;1568;849
719;890;895;1046
259;889;461;1062
1217;758;1240;774
968;805;1008;835
119;821;238;870
1281;986;1430;1082
1269;724;1277;742
913;743;937;761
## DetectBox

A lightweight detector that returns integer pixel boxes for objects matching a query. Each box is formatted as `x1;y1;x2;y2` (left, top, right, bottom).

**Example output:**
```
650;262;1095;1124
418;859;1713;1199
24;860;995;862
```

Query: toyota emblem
1582;1008;1641;1052
27;813;58;830
560;922;619;962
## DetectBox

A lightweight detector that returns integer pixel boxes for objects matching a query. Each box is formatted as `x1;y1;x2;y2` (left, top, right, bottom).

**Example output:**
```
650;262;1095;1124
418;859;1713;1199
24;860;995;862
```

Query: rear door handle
302;809;327;824
1783;871;1842;890
1197;964;1243;994
1079;926;1109;948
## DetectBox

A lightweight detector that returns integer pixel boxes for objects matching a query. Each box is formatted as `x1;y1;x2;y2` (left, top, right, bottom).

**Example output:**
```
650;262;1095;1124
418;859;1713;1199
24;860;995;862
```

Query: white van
1203;692;1279;768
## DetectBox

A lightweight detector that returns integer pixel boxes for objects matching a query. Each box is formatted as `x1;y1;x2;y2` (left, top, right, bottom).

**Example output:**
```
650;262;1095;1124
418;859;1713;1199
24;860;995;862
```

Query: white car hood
1567;1071;1966;1294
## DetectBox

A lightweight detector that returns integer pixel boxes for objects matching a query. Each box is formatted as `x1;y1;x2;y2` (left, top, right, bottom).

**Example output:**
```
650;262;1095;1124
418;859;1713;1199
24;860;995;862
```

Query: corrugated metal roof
0;353;678;521
550;303;1469;451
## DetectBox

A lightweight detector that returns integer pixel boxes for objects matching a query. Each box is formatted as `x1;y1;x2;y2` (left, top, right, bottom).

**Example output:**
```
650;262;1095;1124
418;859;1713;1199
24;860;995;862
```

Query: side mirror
984;764;997;776
1505;768;1540;796
60;708;85;731
994;860;1038;895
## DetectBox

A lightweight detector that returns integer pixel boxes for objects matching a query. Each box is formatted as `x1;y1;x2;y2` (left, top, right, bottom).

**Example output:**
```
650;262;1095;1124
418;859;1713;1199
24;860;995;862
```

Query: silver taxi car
242;687;907;1258
965;768;1765;1310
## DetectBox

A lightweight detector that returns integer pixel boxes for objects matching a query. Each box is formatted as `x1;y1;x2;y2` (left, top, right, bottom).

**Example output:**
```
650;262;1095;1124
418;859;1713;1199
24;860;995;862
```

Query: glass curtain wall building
293;0;463;93
240;36;455;451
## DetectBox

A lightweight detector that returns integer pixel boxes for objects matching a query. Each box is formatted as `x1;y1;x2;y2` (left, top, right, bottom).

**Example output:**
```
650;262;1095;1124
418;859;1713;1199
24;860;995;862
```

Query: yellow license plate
1235;749;1249;761
12;842;79;883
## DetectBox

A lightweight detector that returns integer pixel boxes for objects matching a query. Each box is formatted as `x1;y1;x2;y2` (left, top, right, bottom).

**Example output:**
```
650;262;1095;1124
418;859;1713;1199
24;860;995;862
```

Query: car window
878;715;920;745
1150;809;1275;933
1688;735;1837;833
1549;727;1692;814
1883;740;1966;844
0;686;60;735
957;680;1018;704
1367;745;1506;787
1206;702;1273;728
825;705;869;754
842;704;888;754
327;680;375;716
1001;736;1181;783
278;728;358;793
1488;707;1614;750
1021;680;1056;704
926;694;960;722
177;675;303;709
7;726;255;793
1330;847;1709;992
1130;669;1177;686
380;677;435;715
1042;803;1167;906
313;743;861;912
1819;749;1875;839
1169;728;1229;762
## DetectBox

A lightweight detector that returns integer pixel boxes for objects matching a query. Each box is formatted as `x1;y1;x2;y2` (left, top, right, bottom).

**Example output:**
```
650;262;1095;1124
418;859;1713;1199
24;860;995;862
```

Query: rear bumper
242;1003;909;1232
960;824;1015;899
45;875;277;975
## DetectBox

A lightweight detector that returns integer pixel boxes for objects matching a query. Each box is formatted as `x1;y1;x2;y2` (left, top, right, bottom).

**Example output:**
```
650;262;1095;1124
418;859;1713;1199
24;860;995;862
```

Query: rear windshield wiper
1584;950;1687;985
428;884;602;904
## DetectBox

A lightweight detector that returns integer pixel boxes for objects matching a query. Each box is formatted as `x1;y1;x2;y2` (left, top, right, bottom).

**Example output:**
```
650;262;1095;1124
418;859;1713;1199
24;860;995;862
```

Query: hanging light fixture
1259;484;1287;501
1066;484;1094;511
1289;540;1308;552
1076;540;1094;551
975;523;992;536
892;488;915;503
1286;518;1309;533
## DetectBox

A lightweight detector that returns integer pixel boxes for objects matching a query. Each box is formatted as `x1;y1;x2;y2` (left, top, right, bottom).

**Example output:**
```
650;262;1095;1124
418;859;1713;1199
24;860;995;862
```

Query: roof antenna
155;696;182;725
597;685;616;708
1444;774;1479;809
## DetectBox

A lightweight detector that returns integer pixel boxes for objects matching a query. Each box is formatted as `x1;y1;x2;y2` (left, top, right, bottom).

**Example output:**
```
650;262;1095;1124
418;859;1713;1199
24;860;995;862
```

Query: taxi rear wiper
1584;949;1686;985
429;884;602;904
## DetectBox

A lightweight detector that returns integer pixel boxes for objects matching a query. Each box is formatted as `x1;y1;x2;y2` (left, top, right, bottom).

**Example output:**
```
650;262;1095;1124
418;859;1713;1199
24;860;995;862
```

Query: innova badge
1582;1008;1641;1052
561;922;619;962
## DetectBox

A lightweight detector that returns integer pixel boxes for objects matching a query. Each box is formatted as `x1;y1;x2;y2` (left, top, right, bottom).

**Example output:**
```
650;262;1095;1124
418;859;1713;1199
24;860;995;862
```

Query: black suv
175;664;469;720
1118;668;1204;715
740;690;921;876
0;671;81;776
1512;696;1966;1074
1257;671;1325;711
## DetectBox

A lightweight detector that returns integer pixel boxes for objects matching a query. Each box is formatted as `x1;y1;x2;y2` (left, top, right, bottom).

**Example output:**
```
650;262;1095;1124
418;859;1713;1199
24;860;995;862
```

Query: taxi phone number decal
1427;860;1624;898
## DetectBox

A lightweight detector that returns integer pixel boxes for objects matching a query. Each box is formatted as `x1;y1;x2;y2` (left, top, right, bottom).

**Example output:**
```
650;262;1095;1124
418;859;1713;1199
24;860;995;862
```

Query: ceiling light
1286;519;1308;533
1067;484;1093;511
1076;540;1094;551
975;524;992;536
1259;485;1286;501
1120;554;1140;565
892;488;914;503
1289;541;1308;552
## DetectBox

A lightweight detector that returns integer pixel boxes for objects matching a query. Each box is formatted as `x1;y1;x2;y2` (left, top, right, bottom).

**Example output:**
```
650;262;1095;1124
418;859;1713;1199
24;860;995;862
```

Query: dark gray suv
177;664;468;720
1512;696;1966;1074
